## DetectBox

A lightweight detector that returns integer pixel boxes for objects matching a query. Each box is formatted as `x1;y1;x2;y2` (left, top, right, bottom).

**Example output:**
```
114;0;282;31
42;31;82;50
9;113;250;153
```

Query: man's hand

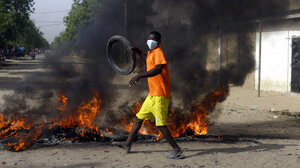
128;46;146;60
129;75;140;87
128;46;140;53
129;65;164;88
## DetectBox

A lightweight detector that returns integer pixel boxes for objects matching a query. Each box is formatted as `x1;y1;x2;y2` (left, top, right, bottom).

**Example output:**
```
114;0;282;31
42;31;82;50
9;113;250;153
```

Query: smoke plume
1;0;290;124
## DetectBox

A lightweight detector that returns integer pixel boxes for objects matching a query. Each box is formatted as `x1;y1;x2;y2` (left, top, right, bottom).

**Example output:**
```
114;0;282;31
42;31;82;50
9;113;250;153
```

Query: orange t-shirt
146;46;170;98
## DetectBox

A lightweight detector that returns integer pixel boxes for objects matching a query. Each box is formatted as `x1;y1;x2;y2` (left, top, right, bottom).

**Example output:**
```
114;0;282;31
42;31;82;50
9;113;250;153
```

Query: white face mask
147;40;158;50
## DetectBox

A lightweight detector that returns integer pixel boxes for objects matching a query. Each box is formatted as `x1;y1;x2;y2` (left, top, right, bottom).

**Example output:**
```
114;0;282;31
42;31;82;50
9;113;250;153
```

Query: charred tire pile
106;35;136;75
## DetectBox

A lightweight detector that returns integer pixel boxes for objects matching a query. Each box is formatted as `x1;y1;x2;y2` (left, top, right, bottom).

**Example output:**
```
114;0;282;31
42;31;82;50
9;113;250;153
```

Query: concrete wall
242;0;300;91
243;71;256;89
221;33;256;90
254;30;300;92
290;0;300;10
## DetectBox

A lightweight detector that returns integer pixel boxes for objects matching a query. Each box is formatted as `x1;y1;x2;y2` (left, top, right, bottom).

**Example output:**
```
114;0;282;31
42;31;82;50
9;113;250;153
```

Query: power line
34;10;70;14
34;20;64;23
38;23;64;27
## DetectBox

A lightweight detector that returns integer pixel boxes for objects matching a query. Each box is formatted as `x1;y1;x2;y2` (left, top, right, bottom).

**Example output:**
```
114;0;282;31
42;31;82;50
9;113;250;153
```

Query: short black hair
150;31;161;42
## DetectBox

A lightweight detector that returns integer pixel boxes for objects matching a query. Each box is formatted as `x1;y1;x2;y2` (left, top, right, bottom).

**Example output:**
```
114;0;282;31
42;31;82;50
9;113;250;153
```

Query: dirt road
0;56;299;168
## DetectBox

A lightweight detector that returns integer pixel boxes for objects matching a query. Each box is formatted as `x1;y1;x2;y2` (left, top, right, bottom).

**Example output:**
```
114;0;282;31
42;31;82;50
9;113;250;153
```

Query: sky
30;0;74;43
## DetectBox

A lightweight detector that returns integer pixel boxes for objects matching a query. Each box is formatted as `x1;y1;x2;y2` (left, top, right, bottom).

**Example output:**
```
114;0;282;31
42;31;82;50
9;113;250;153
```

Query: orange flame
7;123;45;151
0;113;8;129
121;87;229;140
0;87;228;151
0;115;33;139
0;91;102;151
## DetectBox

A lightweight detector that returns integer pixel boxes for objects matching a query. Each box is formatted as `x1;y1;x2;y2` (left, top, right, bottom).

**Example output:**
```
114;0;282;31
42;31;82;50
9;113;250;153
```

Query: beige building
243;1;300;93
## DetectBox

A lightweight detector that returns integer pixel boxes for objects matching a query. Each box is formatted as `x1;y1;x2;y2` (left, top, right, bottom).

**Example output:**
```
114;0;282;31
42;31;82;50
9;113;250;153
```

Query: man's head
147;31;161;50
148;31;161;44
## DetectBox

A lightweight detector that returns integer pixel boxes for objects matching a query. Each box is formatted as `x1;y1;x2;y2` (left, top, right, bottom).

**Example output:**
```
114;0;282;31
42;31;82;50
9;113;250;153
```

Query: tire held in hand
106;35;136;75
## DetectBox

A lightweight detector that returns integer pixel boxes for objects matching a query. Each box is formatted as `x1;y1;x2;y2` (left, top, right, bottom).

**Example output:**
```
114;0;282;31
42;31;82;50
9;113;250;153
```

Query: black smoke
1;0;290;123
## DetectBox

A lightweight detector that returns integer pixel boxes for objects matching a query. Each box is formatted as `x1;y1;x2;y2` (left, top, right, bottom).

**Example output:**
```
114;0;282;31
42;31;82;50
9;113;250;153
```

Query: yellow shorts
136;95;170;126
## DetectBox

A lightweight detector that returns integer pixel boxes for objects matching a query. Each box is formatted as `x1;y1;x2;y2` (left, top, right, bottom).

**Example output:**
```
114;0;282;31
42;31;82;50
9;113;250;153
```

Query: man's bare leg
157;126;182;156
122;118;143;152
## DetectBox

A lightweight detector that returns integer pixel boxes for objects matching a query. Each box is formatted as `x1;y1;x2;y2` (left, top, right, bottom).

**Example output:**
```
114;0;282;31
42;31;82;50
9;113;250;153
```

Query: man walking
119;31;184;159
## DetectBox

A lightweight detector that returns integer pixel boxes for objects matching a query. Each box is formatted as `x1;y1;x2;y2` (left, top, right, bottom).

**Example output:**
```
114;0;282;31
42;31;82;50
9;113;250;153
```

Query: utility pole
218;26;223;70
258;21;263;97
218;6;223;87
122;0;128;64
124;0;127;38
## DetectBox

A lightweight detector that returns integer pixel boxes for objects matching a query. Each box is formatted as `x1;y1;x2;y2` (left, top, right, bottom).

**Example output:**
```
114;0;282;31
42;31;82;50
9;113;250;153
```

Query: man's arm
129;64;164;87
130;47;147;60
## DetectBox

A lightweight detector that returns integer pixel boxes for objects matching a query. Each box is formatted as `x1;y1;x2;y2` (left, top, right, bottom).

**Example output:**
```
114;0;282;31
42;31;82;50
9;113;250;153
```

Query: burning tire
106;35;136;75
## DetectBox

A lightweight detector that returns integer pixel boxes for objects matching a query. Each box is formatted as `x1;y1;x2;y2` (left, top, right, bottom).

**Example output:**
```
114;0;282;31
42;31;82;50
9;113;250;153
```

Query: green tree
0;0;34;47
52;0;100;47
0;0;49;50
18;20;49;49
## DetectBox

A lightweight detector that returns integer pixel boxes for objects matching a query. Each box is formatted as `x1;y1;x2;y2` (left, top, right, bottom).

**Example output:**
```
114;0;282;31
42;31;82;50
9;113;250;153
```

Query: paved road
0;55;47;107
0;54;90;109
